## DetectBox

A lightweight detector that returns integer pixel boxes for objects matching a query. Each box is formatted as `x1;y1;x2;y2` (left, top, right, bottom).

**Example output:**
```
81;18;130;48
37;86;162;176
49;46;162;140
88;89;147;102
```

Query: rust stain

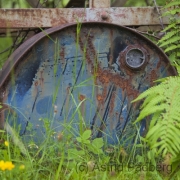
102;86;108;95
66;86;71;94
78;94;86;119
97;70;110;84
97;94;103;102
72;9;85;20
60;46;65;65
0;104;15;129
34;81;38;86
65;91;70;114
109;90;116;114
150;69;158;85
32;70;44;96
79;94;86;101
157;58;162;69
109;28;114;66
96;67;139;99
120;116;124;123
51;9;68;26
114;13;126;19
79;32;96;75
79;36;142;102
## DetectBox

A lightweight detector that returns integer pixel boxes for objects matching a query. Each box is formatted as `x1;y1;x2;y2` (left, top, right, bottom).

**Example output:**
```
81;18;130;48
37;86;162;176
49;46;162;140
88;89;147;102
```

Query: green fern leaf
165;44;179;52
169;52;177;63
177;52;180;57
146;123;162;138
163;9;180;16
135;106;166;122
132;86;161;103
164;1;180;8
166;128;180;146
133;76;180;158
173;62;180;75
162;23;176;32
158;31;178;43
149;112;161;129
141;95;165;109
166;8;180;15
133;1;180;159
151;141;166;150
159;36;180;47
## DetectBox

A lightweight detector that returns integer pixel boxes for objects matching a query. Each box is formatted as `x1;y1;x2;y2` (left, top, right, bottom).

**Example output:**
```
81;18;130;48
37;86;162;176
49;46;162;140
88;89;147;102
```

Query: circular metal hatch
0;22;176;145
125;48;145;69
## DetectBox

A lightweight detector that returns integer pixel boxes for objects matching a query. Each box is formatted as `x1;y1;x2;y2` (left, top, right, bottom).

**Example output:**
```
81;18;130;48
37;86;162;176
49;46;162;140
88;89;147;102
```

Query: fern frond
169;52;177;63
163;8;180;15
133;76;180;157
162;23;176;32
136;105;166;122
159;1;180;65
159;36;180;47
154;77;168;83
165;44;180;53
131;85;162;102
149;112;161;128
141;94;165;109
132;0;180;162
164;1;180;8
174;62;180;75
158;30;179;43
177;52;180;57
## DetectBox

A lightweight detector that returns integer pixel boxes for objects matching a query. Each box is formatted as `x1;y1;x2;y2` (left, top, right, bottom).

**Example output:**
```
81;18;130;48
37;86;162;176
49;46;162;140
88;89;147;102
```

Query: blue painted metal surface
0;23;176;145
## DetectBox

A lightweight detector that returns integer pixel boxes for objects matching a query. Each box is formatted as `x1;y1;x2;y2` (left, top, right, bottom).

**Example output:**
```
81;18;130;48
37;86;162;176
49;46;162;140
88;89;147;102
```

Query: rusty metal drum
0;22;176;145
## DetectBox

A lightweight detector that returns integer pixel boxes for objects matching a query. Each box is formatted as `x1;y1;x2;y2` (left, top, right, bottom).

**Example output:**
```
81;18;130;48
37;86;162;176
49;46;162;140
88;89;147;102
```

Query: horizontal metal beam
0;7;172;28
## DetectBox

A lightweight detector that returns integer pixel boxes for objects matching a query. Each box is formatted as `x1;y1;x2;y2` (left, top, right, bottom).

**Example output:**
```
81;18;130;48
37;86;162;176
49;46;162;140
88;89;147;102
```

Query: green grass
0;120;174;180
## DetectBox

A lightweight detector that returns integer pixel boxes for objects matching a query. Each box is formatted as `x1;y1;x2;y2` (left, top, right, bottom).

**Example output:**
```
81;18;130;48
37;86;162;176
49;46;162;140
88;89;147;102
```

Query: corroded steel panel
0;22;176;144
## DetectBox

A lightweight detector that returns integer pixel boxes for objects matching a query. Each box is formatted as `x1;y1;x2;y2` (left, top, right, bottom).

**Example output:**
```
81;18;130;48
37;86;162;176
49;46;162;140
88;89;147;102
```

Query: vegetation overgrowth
1;0;180;179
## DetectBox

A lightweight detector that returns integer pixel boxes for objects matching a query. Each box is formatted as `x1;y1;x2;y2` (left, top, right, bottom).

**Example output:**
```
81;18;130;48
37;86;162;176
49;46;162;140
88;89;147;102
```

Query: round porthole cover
126;48;146;69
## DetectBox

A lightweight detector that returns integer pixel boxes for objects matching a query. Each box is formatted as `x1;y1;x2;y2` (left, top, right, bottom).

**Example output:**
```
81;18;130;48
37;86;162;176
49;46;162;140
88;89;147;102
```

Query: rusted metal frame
89;0;110;8
0;7;173;28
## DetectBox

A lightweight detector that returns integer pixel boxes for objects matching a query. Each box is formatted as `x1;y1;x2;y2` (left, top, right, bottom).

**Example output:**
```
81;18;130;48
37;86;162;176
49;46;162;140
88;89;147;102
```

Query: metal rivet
101;11;109;20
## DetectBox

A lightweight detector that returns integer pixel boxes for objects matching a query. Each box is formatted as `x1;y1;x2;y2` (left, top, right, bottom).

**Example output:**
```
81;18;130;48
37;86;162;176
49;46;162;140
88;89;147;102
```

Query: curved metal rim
0;21;177;89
